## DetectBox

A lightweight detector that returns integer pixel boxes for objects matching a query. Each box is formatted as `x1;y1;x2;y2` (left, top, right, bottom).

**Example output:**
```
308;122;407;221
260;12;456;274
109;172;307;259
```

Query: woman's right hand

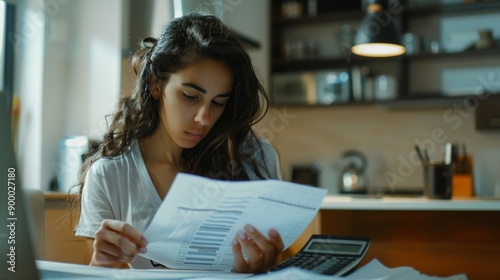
89;219;148;267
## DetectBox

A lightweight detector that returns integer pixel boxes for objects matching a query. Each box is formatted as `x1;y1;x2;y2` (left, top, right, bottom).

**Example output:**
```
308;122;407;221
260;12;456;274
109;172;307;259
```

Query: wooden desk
44;192;86;264
284;196;500;279
45;192;500;278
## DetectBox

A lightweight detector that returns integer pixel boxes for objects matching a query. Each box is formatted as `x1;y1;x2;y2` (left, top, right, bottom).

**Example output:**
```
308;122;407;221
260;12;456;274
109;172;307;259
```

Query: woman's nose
194;105;211;126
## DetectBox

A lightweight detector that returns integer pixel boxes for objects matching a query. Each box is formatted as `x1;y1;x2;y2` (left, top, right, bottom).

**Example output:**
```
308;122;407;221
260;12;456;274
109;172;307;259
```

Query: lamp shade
351;2;405;57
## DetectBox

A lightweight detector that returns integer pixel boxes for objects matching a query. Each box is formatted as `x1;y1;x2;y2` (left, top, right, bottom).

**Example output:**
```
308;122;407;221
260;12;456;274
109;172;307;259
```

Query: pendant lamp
351;0;405;57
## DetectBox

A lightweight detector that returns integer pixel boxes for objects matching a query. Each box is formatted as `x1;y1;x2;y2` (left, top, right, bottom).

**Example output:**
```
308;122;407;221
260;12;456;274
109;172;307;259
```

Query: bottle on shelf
281;0;303;19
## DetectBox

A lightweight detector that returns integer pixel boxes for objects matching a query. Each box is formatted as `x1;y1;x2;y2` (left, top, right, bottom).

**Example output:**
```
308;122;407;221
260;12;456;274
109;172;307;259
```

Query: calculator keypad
272;253;356;275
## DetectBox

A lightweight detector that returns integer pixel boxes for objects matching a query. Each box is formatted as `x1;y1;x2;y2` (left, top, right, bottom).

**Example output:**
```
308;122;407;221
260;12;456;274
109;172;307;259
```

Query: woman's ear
149;75;161;100
151;86;160;100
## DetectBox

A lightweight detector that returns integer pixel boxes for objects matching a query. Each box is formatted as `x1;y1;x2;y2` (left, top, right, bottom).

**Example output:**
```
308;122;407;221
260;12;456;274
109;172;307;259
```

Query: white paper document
346;259;468;280
251;259;468;280
37;259;468;280
141;173;327;271
37;260;250;280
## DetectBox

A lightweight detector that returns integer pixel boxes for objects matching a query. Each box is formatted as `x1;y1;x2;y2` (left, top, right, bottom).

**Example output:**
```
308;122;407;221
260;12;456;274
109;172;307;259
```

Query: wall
171;0;270;91
260;105;500;196
219;0;271;92
15;0;45;191
16;0;122;191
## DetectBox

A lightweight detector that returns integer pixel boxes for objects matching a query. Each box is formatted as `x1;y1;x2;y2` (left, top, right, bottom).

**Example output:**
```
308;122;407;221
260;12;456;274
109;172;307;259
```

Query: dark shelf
272;56;401;73
403;0;500;16
272;58;349;72
270;100;375;108
403;47;500;60
375;94;487;109
269;0;500;107
271;94;490;109
272;11;364;26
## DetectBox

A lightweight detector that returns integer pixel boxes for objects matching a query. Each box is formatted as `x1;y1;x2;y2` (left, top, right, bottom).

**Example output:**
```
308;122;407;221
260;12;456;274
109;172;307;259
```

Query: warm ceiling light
352;43;406;57
351;0;405;57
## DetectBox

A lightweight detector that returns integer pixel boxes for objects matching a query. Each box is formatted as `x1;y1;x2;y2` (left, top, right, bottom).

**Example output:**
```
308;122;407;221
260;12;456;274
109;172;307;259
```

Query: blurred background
2;0;500;198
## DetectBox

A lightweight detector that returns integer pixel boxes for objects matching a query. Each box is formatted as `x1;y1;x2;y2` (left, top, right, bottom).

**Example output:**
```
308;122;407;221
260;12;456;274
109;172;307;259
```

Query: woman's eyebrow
182;82;206;93
182;82;231;97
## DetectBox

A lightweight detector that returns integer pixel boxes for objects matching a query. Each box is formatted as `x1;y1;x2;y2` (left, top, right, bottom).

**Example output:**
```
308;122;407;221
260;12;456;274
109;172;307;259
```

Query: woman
75;13;284;273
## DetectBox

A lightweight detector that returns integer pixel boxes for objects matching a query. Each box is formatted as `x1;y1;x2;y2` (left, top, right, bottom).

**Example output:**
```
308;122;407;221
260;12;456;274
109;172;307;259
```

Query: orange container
452;174;474;197
452;156;474;198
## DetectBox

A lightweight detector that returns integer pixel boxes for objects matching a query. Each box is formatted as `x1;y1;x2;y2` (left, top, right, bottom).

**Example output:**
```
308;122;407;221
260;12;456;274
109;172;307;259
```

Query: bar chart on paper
178;198;248;267
141;173;327;270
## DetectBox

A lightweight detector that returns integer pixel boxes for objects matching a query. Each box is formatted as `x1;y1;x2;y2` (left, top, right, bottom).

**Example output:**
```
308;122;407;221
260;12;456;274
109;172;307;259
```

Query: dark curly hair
72;13;273;217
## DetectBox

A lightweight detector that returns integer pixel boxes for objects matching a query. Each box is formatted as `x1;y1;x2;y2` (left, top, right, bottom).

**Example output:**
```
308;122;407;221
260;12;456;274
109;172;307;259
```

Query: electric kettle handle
342;150;368;171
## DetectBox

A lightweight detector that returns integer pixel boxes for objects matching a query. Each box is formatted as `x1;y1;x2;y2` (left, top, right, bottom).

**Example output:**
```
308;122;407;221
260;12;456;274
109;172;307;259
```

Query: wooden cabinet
269;0;500;107
319;209;500;279
44;193;87;264
285;195;500;279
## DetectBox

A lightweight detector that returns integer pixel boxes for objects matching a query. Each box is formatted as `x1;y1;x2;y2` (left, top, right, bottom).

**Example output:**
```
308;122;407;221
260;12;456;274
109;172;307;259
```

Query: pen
452;142;459;165
415;145;426;165
444;143;452;165
423;148;430;164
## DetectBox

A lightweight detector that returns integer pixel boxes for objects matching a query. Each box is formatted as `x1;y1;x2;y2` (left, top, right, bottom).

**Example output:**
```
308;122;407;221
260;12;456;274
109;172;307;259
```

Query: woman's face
157;58;233;149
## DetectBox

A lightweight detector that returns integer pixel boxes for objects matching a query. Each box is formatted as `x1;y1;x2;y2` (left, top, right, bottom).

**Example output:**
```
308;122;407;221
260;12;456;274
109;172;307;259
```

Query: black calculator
271;235;371;276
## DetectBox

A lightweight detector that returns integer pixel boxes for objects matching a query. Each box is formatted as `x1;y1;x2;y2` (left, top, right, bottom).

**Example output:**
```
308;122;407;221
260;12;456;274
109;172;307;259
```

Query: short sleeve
75;161;114;238
240;134;282;180
257;139;281;180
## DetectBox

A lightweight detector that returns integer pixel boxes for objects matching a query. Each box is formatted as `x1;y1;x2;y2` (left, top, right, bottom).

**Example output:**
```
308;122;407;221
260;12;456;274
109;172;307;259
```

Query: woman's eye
183;93;197;101
212;100;226;107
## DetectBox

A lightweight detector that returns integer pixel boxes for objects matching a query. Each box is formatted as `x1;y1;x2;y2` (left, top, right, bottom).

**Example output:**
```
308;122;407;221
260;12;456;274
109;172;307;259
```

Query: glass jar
476;30;494;50
282;0;303;19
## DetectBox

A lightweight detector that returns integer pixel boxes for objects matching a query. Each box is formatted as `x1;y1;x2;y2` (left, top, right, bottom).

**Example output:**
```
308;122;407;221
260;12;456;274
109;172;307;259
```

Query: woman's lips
185;131;204;141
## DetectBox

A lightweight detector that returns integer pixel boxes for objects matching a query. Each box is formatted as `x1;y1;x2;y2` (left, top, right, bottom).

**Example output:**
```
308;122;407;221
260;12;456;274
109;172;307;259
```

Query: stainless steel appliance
292;162;322;187
338;150;368;194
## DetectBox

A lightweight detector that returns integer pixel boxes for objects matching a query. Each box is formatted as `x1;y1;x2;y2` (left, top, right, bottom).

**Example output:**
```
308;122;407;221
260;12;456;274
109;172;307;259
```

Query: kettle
338;150;368;194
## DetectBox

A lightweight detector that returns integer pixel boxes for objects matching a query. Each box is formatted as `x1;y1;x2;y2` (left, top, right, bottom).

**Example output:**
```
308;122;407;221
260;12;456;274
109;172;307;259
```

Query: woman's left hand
231;224;284;274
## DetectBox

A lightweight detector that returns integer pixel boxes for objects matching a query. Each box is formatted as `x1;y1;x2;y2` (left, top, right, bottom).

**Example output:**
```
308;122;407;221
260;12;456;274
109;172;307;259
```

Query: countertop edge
44;191;78;200
321;195;500;211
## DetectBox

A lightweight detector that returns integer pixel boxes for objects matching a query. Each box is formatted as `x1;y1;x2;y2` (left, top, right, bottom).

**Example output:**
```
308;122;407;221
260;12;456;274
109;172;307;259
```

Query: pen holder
423;163;453;199
452;156;474;198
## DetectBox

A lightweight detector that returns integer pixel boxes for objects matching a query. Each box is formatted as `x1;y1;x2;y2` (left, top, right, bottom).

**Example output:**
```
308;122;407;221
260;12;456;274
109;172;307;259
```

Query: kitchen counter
313;195;500;278
43;191;86;264
321;195;500;211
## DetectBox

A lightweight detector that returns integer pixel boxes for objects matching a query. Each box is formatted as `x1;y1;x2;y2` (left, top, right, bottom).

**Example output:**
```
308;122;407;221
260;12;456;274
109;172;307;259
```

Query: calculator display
306;241;363;254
